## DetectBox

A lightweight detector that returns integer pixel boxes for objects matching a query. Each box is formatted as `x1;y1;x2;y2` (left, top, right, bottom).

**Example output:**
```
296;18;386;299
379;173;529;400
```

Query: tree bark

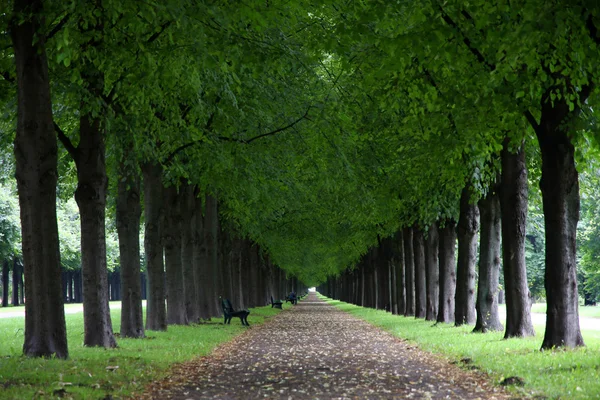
500;141;535;338
12;0;68;357
455;186;479;326
403;227;415;316
413;227;426;318
193;193;211;319
437;220;456;324
142;162;167;331
393;230;405;315
473;188;503;333
12;259;19;306
181;183;198;323
74;104;116;347
535;96;584;349
425;223;439;321
116;157;144;338
2;259;8;307
163;184;187;325
205;193;220;315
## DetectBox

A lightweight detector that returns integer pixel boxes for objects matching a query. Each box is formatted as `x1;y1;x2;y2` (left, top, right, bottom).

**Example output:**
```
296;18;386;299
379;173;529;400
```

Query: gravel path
138;293;514;399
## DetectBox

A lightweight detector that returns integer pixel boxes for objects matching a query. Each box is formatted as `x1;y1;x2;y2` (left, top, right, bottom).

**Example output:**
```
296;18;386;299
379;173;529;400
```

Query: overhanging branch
54;122;78;162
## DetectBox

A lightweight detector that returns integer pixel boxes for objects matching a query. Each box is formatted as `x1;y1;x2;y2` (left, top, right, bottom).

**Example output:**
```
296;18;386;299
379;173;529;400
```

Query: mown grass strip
321;295;600;400
0;301;289;399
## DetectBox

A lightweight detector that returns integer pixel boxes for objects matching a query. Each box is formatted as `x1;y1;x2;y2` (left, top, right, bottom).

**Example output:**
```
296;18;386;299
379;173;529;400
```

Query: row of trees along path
140;293;511;399
5;0;600;362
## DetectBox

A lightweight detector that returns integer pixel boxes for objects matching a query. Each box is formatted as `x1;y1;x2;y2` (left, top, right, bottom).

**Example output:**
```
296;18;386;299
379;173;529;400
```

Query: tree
11;0;68;358
455;186;479;326
473;183;503;332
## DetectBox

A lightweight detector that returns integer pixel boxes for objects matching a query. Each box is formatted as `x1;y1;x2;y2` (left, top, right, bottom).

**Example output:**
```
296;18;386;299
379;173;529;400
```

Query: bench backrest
222;298;234;314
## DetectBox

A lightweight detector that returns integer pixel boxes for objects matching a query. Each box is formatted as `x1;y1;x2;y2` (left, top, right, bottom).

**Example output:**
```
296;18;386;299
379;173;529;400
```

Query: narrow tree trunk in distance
74;270;82;303
116;158;144;338
2;259;8;307
474;188;503;333
394;230;405;315
163;184;187;325
413;228;426;318
455;186;479;326
500;141;535;339
425;223;439;321
193;193;211;320
403;227;415;316
12;0;68;357
12;260;19;306
142;162;167;331
535;100;584;349
181;184;198;323
437;220;456;324
205;194;220;315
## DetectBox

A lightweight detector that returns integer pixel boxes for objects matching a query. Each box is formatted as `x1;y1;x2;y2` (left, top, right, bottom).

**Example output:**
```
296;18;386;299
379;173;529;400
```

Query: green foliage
0;182;20;261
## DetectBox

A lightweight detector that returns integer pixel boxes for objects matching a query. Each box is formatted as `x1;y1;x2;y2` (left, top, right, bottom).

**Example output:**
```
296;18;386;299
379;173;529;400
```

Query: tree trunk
413;227;426;318
205;193;220;315
74;270;82;303
12;259;19;306
393;230;405;315
535;97;584;349
193;193;211;320
12;0;68;357
425;223;439;321
116;157;144;338
163;184;187;325
455;186;479;326
403;227;415;316
473;188;503;333
437;220;456;324
142;162;167;331
2;259;8;307
181;184;198;323
500;140;535;339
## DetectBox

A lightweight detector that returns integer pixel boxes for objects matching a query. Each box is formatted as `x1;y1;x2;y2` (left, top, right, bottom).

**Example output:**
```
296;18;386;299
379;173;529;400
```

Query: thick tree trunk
181;184;198;323
2;259;8;307
473;188;503;333
403;227;415;316
425;223;439;321
163;185;187;325
116;158;144;338
437;220;456;324
75;107;116;347
142;162;167;331
12;0;68;357
393;230;405;315
413;228;426;318
500;141;535;338
455;186;479;326
536;98;584;349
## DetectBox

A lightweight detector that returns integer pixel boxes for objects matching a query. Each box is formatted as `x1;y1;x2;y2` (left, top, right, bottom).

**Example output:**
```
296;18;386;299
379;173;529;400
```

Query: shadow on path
138;293;513;399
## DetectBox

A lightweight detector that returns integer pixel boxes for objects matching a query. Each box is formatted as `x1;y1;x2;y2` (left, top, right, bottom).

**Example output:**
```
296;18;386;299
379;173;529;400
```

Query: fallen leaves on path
135;294;517;399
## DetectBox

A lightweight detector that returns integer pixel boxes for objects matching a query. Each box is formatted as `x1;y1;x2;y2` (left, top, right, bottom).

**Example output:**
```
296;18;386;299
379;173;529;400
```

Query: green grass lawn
0;301;288;399
322;295;600;400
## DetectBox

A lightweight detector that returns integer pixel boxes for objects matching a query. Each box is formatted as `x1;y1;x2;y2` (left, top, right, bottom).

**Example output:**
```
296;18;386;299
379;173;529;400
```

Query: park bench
221;298;250;326
285;294;297;305
271;296;282;309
